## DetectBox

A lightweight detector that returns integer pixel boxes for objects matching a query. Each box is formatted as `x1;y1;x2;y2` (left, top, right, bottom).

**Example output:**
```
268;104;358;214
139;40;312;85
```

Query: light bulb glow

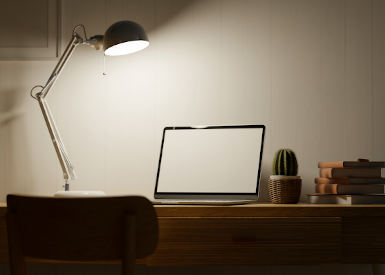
104;40;149;56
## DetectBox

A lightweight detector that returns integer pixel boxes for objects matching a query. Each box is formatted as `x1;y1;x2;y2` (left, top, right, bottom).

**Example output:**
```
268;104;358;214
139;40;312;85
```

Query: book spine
343;161;385;168
319;168;382;178
319;168;333;178
315;177;385;185
318;161;344;168
315;184;385;194
315;178;349;184
315;184;338;194
318;161;385;168
307;194;350;204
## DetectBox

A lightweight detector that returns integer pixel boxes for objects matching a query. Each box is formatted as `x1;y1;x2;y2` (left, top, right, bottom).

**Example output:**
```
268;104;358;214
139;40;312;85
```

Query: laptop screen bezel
154;125;265;200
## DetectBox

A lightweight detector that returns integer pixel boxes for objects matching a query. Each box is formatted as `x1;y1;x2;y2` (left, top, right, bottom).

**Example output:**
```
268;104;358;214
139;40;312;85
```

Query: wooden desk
1;203;385;266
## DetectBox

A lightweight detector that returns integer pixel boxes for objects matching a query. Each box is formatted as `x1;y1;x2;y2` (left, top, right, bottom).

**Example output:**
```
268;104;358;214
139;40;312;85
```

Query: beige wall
1;0;385;202
0;1;384;274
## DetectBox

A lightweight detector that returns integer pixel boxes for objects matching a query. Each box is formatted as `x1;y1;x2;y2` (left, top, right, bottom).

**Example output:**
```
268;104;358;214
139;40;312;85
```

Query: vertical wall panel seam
104;0;107;30
370;0;374;159
219;0;224;122
103;0;108;191
343;0;347;158
152;0;158;184
318;0;322;162
269;0;273;155
268;0;273;178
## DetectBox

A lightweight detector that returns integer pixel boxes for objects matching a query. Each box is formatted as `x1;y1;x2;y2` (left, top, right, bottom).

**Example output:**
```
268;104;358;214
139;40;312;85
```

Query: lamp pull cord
103;54;107;76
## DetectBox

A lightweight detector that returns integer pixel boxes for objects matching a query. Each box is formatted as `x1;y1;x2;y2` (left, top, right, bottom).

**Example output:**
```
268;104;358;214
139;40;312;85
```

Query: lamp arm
40;34;81;99
31;33;83;191
31;26;104;191
38;98;76;185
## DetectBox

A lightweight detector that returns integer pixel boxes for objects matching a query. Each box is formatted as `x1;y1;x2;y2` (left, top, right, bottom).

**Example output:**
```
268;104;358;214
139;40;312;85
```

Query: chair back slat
6;195;158;265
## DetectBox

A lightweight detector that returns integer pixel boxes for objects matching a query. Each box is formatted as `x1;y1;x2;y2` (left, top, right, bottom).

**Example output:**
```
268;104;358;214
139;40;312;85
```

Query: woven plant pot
268;176;302;204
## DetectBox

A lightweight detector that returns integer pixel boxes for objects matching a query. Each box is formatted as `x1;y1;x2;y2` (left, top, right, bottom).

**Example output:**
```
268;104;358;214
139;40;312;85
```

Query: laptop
153;125;265;205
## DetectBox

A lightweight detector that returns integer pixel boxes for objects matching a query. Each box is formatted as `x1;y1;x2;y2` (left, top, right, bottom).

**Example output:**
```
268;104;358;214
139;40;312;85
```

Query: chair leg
7;211;27;275
122;215;136;275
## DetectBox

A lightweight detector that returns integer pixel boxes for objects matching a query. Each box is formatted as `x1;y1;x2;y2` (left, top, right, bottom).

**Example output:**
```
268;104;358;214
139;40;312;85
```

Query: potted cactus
268;149;301;204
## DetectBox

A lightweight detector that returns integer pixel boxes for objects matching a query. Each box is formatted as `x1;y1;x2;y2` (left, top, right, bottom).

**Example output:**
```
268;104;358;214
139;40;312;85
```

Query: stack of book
308;159;385;204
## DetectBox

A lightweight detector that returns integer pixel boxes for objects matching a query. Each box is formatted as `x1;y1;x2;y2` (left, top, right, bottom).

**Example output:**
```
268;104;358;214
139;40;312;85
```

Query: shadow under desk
1;203;385;266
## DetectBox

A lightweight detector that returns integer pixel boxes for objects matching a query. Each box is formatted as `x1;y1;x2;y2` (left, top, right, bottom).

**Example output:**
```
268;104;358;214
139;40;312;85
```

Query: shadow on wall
0;89;33;202
145;0;197;34
0;90;24;123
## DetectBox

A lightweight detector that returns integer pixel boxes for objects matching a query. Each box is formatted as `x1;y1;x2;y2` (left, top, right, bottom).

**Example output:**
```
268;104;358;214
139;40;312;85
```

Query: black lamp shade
103;21;149;56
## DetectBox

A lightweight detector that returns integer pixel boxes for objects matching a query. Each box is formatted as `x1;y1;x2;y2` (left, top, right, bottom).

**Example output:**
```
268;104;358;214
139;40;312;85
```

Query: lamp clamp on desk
30;22;149;195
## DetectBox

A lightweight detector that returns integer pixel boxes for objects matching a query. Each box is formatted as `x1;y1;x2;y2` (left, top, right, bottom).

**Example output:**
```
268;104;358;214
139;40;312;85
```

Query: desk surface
3;202;385;217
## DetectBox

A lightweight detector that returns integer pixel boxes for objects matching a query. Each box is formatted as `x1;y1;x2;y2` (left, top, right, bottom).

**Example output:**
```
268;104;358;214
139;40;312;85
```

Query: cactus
272;149;298;176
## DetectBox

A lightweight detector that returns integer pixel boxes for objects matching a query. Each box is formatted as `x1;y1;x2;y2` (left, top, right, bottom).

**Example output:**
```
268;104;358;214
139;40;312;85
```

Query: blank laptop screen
155;126;264;194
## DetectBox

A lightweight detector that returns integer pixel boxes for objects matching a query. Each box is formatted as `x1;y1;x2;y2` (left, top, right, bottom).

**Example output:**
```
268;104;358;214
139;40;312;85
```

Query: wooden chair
6;195;158;275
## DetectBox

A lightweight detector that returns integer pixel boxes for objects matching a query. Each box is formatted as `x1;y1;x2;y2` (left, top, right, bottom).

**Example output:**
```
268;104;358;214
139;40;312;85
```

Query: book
315;183;385;194
318;160;385;168
319;167;382;178
308;194;385;204
315;177;385;185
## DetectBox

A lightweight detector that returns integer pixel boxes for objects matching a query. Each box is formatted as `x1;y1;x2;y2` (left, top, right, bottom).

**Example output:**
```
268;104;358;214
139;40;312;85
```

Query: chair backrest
6;195;158;275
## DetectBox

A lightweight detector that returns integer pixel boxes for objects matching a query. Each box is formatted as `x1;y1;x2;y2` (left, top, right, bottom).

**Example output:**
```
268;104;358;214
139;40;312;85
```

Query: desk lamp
30;21;149;196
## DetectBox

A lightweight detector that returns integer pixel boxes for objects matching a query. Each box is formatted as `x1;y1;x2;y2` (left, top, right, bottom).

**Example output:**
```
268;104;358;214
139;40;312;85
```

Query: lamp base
54;190;106;197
